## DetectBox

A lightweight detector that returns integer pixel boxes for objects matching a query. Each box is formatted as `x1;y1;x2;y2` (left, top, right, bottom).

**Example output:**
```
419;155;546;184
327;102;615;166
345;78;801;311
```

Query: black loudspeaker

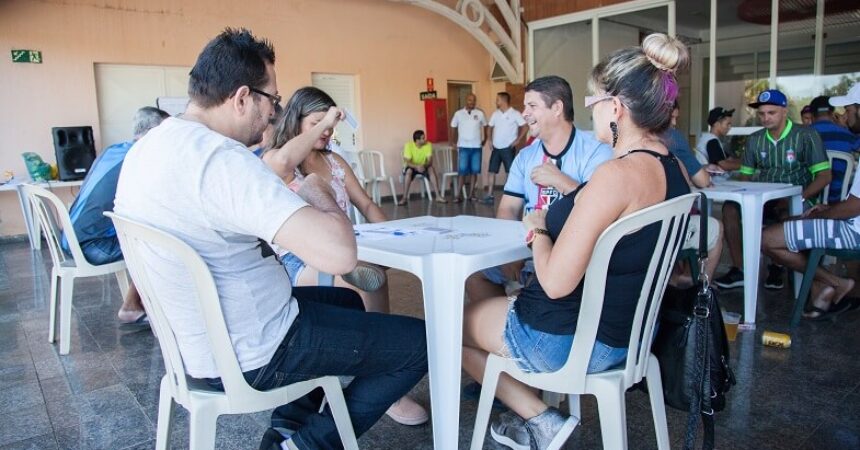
52;126;97;181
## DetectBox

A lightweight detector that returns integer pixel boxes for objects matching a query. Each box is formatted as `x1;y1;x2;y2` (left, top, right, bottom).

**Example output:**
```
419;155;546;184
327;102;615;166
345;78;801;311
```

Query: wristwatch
525;228;550;248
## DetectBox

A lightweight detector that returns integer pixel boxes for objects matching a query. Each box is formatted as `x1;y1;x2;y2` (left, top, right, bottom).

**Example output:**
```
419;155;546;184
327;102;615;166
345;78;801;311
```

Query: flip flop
803;305;831;321
120;313;150;326
804;300;853;322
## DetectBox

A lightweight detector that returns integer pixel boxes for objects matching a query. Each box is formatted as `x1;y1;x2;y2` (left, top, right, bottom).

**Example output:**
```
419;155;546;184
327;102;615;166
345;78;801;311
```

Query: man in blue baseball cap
715;89;832;291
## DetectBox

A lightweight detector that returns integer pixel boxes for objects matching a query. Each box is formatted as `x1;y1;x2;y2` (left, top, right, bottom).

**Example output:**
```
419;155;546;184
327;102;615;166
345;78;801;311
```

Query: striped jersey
811;119;860;153
739;120;829;186
811;119;860;202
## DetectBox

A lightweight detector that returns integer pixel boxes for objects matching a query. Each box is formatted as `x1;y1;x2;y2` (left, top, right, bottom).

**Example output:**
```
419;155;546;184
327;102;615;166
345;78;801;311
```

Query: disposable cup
722;311;741;341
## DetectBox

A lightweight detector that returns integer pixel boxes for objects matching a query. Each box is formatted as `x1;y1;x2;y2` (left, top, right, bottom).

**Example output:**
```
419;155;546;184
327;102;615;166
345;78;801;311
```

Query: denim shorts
80;237;123;265
501;298;628;374
458;147;482;175
482;260;535;286
280;253;306;285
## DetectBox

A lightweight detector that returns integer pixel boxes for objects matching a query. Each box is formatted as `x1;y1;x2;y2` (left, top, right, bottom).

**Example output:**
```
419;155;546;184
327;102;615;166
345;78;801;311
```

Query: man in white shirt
450;93;487;201
114;28;427;450
482;92;527;204
762;166;860;319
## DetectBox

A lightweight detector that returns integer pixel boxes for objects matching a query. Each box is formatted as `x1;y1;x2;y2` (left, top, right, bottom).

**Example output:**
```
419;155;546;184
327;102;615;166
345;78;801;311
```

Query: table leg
15;184;41;250
741;196;764;326
420;255;467;450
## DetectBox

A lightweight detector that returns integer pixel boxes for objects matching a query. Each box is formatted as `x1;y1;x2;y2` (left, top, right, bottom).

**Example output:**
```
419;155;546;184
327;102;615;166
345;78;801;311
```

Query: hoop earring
610;121;619;148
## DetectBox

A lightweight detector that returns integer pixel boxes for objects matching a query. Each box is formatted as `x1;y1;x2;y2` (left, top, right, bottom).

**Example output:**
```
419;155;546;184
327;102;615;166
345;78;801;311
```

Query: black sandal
803;305;834;321
804;300;853;321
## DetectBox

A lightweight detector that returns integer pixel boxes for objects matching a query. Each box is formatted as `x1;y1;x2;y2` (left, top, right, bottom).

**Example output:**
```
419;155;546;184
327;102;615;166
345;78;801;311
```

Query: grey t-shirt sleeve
198;145;308;243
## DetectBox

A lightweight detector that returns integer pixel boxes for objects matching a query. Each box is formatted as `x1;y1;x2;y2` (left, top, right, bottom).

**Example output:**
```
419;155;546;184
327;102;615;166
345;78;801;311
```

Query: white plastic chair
400;162;434;203
21;184;129;355
470;193;697;450
433;145;465;199
358;150;397;205
821;150;856;205
106;213;359;450
333;150;367;224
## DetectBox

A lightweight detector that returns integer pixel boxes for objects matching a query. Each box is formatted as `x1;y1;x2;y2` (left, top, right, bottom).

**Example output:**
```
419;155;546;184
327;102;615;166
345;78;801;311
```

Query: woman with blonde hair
463;33;691;449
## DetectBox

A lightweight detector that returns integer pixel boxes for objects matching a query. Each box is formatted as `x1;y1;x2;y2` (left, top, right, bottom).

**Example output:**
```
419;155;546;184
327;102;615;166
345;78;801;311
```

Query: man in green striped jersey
715;89;832;290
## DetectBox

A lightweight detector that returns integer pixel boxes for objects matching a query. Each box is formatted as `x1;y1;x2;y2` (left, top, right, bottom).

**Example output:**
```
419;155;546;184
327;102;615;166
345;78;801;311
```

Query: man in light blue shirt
62;106;169;324
466;76;612;302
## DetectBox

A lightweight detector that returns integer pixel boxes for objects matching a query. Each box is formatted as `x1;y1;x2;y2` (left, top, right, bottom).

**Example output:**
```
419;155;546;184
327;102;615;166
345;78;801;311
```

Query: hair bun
642;33;689;74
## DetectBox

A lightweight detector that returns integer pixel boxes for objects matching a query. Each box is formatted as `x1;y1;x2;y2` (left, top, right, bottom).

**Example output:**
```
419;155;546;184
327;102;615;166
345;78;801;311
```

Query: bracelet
526;228;551;249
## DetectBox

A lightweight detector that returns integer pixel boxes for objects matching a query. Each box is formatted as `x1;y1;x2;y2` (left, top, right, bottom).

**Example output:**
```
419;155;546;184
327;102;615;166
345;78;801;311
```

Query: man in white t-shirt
114;29;427;450
482;91;527;204
450;93;487;201
762;167;860;320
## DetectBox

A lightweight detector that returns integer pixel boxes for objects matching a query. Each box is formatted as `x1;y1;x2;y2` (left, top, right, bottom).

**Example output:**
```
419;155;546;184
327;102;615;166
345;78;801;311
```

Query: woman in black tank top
461;34;691;448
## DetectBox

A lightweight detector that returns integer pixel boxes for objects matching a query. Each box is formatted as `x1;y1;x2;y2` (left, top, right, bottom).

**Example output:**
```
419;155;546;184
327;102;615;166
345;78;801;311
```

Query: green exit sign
11;50;42;64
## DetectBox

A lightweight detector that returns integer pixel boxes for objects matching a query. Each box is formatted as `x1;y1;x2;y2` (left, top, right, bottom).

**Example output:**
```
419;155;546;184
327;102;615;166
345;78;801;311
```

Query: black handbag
652;193;736;450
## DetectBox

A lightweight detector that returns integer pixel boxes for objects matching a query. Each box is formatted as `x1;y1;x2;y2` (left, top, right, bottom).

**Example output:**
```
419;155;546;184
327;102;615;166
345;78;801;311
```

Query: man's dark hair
525;76;574;122
413;130;425;142
188;28;275;108
497;92;511;104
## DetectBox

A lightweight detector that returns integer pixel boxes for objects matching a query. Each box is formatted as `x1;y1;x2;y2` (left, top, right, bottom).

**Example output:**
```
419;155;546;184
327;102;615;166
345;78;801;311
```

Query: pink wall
0;0;495;236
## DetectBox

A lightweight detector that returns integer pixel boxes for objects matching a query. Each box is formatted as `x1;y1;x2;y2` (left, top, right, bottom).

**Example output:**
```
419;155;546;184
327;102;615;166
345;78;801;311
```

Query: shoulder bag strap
684;193;712;450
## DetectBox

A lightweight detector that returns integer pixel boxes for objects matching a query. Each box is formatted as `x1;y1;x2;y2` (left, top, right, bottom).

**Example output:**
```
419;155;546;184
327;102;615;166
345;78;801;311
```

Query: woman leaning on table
461;33;692;449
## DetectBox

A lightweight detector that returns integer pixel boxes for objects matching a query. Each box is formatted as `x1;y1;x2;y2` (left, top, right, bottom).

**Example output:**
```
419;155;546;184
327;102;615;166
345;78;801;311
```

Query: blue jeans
80;237;123;265
458;147;482;175
503;299;627;374
240;287;428;449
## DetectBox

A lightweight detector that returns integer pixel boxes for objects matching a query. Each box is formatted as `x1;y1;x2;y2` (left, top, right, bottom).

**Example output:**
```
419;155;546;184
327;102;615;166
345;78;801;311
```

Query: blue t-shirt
503;128;612;214
665;128;702;177
811;120;860;153
61;140;134;252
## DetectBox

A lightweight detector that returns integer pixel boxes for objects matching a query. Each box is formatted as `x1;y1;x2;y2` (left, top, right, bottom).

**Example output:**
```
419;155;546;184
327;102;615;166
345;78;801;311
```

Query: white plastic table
354;215;531;450
0;179;83;249
700;180;803;326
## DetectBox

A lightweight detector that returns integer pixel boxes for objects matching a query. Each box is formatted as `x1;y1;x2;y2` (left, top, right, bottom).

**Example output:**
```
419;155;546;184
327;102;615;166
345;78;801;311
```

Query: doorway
94;64;190;148
446;82;474;128
311;73;360;152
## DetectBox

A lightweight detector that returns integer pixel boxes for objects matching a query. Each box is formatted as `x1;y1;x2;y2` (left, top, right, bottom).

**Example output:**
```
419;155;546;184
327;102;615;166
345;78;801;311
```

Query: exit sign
11;50;42;64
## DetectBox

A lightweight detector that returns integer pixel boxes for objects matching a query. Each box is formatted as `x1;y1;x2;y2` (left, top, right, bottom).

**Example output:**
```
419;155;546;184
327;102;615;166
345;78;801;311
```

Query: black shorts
403;166;427;177
489;146;515;174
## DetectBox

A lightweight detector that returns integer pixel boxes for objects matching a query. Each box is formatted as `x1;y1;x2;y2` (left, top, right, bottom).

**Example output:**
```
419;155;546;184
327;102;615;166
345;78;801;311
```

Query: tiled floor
1;195;859;449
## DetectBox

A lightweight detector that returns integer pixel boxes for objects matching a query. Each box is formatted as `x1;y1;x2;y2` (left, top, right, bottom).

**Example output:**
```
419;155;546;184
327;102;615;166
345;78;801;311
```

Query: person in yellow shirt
398;130;446;205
